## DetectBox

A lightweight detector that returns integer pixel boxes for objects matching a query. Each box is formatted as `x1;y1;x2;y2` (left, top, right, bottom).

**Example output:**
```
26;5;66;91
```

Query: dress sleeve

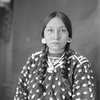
72;56;96;100
14;57;31;100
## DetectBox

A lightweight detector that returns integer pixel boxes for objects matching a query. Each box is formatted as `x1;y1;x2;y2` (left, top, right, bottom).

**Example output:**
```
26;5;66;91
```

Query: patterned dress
14;49;96;100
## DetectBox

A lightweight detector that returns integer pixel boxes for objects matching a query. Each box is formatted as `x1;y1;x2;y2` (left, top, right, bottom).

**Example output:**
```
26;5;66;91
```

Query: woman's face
44;17;69;54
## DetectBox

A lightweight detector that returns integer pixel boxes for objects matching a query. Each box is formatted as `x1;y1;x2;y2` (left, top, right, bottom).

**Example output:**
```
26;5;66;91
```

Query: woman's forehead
46;17;65;28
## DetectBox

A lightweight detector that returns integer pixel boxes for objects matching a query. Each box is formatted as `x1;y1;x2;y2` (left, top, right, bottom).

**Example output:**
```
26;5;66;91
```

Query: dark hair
42;11;72;52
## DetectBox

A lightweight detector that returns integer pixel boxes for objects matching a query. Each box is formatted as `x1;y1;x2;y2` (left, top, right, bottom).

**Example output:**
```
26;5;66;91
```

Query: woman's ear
67;38;72;43
41;38;46;44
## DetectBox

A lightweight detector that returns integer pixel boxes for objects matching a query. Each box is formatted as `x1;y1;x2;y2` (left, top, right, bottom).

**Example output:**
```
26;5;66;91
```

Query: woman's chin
49;48;64;54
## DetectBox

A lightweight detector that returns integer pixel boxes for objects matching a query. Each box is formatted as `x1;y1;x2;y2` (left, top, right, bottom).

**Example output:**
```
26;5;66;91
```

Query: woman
14;11;96;100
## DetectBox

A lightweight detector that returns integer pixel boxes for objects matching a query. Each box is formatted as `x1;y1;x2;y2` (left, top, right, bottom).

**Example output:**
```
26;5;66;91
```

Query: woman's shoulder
68;49;89;65
30;50;43;60
21;51;43;73
23;50;43;68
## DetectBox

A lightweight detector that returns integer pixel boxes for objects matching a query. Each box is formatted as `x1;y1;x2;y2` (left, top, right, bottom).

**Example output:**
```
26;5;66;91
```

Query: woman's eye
60;29;66;33
47;29;53;32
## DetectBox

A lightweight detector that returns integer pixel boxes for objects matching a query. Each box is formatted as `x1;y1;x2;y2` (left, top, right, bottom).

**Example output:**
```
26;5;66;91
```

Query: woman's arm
72;56;96;100
14;57;31;100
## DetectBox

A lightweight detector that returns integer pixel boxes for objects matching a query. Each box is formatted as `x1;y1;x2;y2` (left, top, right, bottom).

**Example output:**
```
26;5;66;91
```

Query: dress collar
47;53;65;73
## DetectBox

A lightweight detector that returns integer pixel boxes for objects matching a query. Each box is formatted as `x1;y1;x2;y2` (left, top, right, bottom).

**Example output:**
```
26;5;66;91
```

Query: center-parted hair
42;11;72;39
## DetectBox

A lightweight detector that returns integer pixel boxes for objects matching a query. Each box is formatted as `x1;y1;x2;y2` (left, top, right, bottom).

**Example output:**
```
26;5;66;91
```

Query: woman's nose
53;31;60;40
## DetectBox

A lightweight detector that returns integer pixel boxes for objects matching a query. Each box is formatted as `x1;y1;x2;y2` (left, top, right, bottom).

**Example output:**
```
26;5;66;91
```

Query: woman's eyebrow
60;26;66;28
46;26;53;28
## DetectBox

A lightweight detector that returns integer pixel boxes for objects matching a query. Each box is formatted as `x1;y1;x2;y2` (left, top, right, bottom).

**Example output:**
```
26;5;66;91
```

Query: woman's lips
52;42;60;44
52;42;59;44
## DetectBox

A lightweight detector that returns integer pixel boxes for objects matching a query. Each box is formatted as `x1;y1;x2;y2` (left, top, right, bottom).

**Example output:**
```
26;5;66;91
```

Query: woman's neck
49;49;64;57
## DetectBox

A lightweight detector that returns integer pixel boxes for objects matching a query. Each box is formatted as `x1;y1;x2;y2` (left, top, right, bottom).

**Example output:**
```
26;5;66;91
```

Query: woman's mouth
52;42;59;44
52;42;60;45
